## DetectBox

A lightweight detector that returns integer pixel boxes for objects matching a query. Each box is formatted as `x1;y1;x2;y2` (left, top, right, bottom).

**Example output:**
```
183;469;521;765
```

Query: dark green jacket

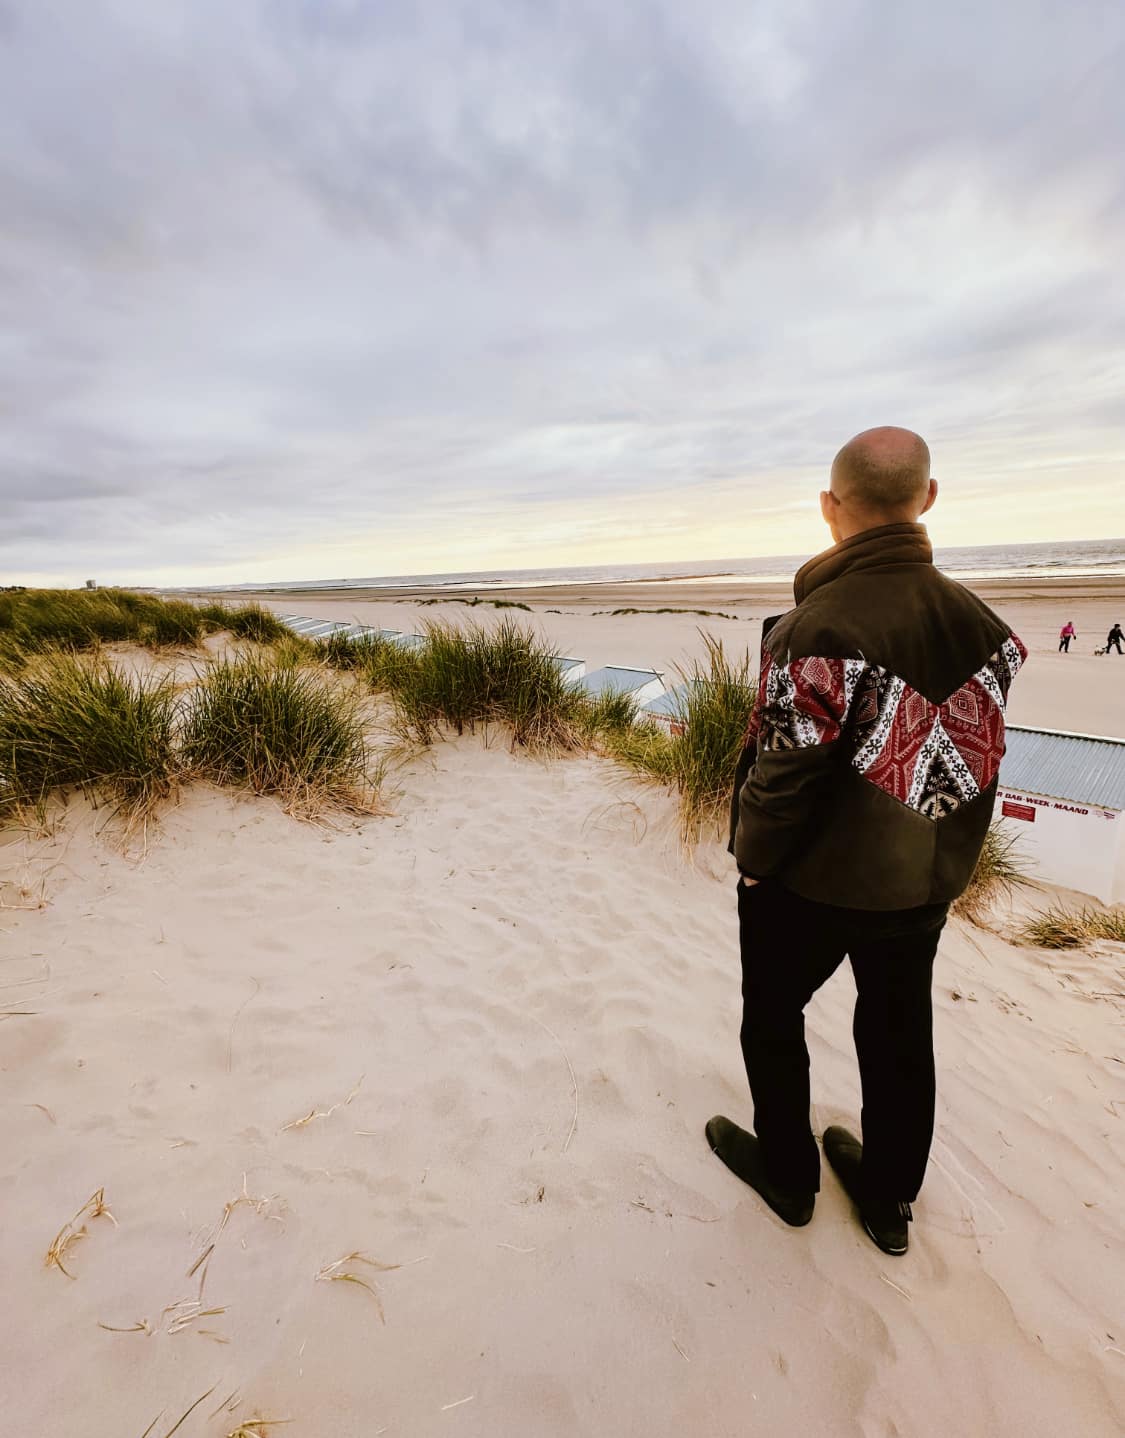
730;523;1026;910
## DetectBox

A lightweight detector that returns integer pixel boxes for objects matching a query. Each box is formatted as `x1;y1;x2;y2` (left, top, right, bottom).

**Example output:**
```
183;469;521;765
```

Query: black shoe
823;1125;912;1256
705;1115;815;1227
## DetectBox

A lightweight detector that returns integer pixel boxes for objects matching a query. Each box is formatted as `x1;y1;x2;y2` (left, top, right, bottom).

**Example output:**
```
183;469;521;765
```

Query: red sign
1002;800;1036;823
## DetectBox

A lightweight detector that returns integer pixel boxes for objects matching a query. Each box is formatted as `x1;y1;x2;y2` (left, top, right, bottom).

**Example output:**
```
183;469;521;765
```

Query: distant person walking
1106;623;1124;655
707;427;1025;1256
1058;621;1077;653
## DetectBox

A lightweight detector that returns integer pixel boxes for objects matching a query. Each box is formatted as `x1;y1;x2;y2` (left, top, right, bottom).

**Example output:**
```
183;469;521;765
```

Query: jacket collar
793;522;933;604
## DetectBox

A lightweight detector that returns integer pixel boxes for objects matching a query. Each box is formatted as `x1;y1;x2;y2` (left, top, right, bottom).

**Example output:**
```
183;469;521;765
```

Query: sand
3;589;1125;1435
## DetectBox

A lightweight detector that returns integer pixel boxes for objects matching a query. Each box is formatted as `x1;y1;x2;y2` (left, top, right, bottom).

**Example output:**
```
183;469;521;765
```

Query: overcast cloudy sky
2;0;1122;586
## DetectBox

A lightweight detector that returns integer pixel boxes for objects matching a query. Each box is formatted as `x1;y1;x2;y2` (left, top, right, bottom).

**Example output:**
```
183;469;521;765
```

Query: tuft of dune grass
417;595;532;611
0;588;310;676
608;635;755;840
269;632;320;669
181;654;378;812
952;822;1033;925
321;630;391;671
353;618;588;753
0;632;27;675
196;601;288;644
0;587;207;654
1015;903;1125;949
134;597;206;648
576;687;644;742
0;654;177;824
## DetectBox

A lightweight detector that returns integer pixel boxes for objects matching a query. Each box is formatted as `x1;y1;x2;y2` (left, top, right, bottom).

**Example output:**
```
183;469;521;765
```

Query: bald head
830;427;931;515
821;427;937;543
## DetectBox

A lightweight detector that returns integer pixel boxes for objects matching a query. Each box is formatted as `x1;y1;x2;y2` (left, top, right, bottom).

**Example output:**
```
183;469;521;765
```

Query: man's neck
833;511;920;544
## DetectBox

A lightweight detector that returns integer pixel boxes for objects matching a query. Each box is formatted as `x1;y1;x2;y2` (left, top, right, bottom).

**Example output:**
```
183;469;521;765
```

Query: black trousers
1109;639;1123;655
737;879;948;1201
1059;637;1072;651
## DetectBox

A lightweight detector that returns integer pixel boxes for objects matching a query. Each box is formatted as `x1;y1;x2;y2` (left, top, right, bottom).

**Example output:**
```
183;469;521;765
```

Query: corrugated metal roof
280;616;369;639
999;725;1125;811
303;622;351;638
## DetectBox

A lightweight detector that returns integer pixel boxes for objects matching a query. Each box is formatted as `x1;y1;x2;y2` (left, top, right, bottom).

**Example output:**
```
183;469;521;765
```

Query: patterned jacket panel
746;636;1027;822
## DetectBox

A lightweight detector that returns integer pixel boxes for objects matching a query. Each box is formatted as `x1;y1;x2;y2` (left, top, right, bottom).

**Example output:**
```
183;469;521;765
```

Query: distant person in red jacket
1058;621;1077;653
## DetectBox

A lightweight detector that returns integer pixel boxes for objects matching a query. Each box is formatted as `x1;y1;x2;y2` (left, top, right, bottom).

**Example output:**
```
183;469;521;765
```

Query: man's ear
819;490;838;526
919;477;938;517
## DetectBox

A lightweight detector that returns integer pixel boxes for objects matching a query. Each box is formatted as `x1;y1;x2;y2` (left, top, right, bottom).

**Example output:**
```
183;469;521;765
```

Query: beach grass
576;688;645;741
361;640;428;699
609;635;756;839
0;586;209;652
417;595;533;611
0;587;293;658
1014;903;1125;949
195;601;288;644
952;822;1033;924
181;654;377;811
269;632;320;669
356;619;587;752
0;653;177;823
321;630;388;670
602;606;741;620
0;632;28;674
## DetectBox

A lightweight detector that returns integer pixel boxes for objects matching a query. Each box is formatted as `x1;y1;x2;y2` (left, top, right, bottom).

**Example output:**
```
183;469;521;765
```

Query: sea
221;538;1125;593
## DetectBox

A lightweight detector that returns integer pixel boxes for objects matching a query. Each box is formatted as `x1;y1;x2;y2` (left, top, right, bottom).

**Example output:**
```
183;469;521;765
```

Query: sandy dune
3;733;1123;1436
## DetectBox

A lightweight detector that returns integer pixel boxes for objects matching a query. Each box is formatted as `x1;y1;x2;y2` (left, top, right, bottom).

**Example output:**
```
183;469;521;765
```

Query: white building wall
632;676;667;707
996;786;1124;903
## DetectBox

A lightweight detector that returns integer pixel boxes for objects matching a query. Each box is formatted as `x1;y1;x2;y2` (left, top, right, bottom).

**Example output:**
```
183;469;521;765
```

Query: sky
2;0;1123;587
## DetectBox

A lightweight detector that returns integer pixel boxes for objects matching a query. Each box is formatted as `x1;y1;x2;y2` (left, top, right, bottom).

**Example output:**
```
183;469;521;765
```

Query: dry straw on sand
281;1074;364;1131
44;1187;116;1278
315;1250;429;1325
139;1382;217;1438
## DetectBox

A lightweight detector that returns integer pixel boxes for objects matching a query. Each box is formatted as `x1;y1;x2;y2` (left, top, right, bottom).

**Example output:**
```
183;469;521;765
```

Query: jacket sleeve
733;654;859;879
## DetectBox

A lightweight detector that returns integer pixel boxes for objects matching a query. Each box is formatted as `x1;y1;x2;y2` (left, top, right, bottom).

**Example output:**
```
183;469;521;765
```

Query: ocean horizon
201;536;1125;594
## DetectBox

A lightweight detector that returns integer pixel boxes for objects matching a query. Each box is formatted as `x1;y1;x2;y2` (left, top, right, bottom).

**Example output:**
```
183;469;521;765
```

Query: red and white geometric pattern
746;636;1027;821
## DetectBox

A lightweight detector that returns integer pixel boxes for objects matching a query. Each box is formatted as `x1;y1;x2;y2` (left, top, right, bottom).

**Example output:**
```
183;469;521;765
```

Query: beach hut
552;656;586;685
387;631;425;650
996;726;1125;902
279;616;352;639
579;665;665;708
279;616;391;642
641;681;699;736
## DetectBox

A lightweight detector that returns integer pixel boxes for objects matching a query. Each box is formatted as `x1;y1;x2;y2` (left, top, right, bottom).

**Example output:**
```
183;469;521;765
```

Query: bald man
706;428;1025;1256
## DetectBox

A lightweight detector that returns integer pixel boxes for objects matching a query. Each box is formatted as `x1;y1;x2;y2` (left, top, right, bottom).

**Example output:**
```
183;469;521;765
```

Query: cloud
1;0;1122;584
